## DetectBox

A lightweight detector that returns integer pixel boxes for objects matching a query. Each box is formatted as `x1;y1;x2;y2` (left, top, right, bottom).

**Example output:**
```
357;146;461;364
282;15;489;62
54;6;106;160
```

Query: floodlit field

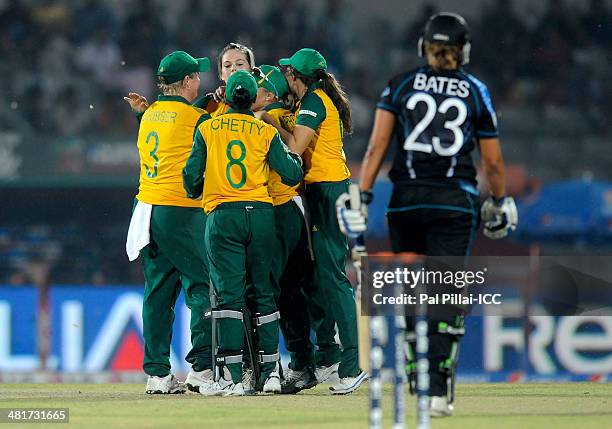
1;383;610;428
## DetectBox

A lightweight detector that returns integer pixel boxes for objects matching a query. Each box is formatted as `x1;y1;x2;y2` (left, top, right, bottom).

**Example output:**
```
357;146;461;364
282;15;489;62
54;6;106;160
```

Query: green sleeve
193;94;213;110
192;113;211;140
267;132;303;186
134;111;144;123
295;92;326;130
182;128;207;199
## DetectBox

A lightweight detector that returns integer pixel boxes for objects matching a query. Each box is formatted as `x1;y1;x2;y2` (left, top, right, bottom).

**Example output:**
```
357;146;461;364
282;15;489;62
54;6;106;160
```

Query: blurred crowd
1;0;610;144
0;223;140;285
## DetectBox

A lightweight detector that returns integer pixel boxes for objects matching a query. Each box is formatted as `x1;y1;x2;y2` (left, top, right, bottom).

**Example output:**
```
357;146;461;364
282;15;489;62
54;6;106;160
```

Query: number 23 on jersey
403;93;467;157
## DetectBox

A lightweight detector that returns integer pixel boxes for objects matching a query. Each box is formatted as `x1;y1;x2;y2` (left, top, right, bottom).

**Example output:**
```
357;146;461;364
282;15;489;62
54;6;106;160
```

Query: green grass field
1;383;610;429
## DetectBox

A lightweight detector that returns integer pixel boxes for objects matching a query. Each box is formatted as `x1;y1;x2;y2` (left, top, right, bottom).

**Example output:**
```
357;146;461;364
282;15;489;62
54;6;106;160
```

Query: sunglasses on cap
253;67;280;98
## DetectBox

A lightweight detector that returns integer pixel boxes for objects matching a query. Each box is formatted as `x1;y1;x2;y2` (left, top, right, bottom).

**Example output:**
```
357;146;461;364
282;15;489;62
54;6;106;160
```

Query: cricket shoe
262;363;281;394
220;382;246;396
281;368;318;394
329;370;368;395
429;396;454;417
315;362;339;383
242;367;256;395
200;378;245;397
185;368;213;393
199;367;235;397
145;374;185;394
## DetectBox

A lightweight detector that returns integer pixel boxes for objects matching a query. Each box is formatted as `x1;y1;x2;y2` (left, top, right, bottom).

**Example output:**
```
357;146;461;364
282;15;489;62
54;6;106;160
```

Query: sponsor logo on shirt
299;109;318;118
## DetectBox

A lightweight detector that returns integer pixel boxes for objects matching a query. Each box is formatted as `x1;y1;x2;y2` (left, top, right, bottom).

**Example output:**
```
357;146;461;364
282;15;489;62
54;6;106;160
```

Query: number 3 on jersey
226;140;247;188
404;93;467;156
144;131;159;178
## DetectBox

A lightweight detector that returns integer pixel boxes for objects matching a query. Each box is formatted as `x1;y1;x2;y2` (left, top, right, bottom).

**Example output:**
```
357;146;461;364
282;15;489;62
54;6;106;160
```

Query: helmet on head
418;12;471;65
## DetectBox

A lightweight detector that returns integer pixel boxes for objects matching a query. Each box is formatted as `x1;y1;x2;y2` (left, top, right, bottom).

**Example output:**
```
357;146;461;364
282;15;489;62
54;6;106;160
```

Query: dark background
0;0;610;285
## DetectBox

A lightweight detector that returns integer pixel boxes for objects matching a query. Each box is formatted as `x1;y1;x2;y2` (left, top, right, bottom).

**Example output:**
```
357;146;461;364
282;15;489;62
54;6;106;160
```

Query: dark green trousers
273;200;341;371
205;202;278;384
141;204;211;377
304;180;360;378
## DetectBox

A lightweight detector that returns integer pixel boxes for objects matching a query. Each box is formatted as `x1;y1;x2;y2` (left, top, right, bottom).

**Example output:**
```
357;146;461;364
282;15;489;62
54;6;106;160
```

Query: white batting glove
481;196;518;239
336;193;367;238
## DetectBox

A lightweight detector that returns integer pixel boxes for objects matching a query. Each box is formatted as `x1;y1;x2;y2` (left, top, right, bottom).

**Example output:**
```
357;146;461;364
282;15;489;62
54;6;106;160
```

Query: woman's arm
359;109;395;191
182;129;208;199
268;132;304;186
479;138;506;198
260;113;315;155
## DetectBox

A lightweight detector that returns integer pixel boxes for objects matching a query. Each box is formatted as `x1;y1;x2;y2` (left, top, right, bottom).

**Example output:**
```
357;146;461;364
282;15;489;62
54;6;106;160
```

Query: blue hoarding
1;286;611;380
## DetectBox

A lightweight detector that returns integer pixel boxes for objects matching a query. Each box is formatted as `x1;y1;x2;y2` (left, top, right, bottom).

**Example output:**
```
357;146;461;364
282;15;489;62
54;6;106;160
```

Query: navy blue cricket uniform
377;66;499;256
377;65;501;397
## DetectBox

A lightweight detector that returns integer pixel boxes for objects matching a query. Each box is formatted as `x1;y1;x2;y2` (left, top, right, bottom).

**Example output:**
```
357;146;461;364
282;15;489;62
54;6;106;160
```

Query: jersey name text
210;117;265;135
413;73;470;98
142;110;177;123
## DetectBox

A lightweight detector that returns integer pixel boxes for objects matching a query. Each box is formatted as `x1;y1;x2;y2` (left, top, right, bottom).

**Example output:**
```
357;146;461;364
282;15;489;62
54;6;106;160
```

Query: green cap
226;70;258;103
157;51;210;84
252;65;289;98
279;48;327;78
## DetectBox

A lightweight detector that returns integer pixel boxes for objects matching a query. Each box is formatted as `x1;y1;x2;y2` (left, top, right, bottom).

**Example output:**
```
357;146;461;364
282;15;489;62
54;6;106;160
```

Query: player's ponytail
280;92;296;112
295;68;352;135
227;87;255;110
317;70;352;135
424;42;462;71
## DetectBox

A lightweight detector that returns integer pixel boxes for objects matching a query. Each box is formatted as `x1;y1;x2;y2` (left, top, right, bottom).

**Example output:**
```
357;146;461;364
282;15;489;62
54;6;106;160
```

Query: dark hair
292;68;352;135
226;87;255;110
217;42;255;79
424;42;462;71
280;92;295;111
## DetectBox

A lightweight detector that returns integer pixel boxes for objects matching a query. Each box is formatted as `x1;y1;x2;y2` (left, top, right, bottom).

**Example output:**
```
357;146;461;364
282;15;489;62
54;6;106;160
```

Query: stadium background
0;0;611;382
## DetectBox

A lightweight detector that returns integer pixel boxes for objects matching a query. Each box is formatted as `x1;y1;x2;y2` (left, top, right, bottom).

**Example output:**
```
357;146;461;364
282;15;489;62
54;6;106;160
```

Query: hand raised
123;92;149;113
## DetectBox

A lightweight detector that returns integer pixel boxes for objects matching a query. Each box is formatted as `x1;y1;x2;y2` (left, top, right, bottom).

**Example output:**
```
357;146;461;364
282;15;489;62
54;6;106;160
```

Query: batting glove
481;196;518;239
336;193;367;238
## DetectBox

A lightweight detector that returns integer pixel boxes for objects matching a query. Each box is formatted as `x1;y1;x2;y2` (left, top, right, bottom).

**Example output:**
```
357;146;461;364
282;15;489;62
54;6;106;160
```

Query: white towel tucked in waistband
126;201;152;262
292;195;305;216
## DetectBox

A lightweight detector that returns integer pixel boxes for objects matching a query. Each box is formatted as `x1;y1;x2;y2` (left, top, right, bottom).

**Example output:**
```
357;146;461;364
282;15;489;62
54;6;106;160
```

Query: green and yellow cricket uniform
135;95;212;377
264;103;340;370
183;108;303;385
267;103;300;206
296;83;360;378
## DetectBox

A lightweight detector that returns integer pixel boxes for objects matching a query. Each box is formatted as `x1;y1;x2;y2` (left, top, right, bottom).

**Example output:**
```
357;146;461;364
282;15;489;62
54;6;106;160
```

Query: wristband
361;189;374;205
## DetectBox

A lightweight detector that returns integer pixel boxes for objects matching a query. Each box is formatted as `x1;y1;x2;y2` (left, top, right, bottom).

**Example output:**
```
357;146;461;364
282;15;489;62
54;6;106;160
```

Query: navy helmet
418;12;471;65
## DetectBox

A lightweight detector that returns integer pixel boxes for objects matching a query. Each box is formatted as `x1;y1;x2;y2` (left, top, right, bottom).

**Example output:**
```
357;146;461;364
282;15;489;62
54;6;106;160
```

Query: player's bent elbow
184;186;202;200
182;173;203;199
280;169;303;187
186;190;203;200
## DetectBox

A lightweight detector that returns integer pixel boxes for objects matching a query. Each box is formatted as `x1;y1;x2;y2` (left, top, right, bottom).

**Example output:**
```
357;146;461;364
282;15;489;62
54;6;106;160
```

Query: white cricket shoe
429;396;454;417
242;367;256;395
262;363;281;394
200;367;245;397
185;368;214;393
200;379;241;396
315;362;339;383
145;374;185;394
329;370;368;395
219;382;245;396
